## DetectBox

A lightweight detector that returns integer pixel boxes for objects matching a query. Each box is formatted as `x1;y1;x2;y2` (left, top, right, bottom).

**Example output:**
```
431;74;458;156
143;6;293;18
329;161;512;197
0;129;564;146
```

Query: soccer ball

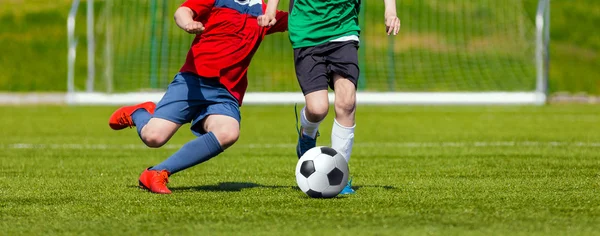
295;146;349;198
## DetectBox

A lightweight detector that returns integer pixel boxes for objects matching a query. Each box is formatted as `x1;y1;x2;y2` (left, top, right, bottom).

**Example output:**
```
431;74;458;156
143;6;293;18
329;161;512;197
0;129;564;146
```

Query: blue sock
131;109;151;138
150;132;223;175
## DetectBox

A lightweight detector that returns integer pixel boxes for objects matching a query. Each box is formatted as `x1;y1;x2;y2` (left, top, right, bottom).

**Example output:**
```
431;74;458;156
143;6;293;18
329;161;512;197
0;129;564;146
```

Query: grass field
1;105;599;235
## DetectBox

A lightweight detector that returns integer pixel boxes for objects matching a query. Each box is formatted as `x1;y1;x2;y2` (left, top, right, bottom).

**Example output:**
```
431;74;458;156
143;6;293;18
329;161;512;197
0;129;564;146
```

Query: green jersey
288;0;361;48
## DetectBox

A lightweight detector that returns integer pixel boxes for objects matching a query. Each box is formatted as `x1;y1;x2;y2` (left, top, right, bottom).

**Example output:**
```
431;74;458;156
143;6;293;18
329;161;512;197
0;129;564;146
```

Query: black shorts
293;41;360;95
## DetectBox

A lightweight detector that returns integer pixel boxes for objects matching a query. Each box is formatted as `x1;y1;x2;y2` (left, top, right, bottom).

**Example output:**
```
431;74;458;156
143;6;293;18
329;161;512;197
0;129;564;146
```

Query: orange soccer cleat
138;168;171;194
108;101;156;130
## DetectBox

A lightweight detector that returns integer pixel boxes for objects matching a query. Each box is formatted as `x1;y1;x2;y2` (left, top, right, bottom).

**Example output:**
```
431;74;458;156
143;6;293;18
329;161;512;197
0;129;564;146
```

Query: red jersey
179;0;288;105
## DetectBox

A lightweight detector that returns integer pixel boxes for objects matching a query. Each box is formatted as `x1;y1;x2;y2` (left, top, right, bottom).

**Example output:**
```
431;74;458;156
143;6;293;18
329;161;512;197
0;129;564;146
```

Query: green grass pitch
1;105;599;235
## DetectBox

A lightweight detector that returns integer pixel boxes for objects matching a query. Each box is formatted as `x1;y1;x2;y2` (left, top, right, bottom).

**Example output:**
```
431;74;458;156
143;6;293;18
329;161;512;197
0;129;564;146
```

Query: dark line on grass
169;182;295;192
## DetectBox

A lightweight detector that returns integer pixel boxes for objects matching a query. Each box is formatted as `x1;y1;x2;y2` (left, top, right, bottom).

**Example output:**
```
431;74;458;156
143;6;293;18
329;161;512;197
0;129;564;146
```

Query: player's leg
140;76;241;194
148;110;240;176
137;73;209;194
109;73;193;148
327;41;359;162
294;46;330;158
302;90;329;139
202;114;240;149
331;75;357;195
138;118;181;148
108;102;182;148
327;41;359;194
332;74;356;162
140;107;240;195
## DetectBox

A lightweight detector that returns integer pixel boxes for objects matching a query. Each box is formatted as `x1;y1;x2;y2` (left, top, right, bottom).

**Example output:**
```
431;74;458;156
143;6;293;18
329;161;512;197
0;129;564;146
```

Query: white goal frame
66;0;550;105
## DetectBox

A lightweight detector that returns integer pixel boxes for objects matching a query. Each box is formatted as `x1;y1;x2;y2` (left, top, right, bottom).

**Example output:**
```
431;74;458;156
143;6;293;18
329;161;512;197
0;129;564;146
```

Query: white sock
301;107;321;138
331;119;355;163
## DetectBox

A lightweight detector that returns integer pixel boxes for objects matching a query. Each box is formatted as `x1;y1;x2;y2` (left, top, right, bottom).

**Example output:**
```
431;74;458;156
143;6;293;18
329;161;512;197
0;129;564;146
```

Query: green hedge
0;0;597;94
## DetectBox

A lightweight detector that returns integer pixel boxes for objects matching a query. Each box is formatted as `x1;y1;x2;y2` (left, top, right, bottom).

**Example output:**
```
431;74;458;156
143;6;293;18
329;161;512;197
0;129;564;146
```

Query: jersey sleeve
266;11;288;35
181;0;215;19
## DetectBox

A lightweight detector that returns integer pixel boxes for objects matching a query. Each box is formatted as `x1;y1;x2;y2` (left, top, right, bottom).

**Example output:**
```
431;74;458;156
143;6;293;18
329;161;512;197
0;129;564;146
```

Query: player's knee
334;97;356;116
212;127;240;149
305;102;329;121
141;129;169;148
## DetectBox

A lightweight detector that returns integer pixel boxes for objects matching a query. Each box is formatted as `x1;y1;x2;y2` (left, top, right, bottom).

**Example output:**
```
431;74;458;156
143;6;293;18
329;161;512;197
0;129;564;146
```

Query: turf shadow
353;185;398;192
170;182;294;192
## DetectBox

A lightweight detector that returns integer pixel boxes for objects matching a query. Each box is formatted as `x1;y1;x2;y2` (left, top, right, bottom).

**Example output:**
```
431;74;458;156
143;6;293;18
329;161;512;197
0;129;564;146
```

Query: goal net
67;0;549;105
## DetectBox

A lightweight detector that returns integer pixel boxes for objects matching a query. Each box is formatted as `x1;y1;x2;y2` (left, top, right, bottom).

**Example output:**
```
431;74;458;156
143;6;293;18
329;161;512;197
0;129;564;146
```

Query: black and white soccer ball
295;146;349;198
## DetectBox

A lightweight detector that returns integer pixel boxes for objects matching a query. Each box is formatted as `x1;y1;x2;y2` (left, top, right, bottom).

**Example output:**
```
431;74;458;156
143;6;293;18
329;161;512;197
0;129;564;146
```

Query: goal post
66;0;550;105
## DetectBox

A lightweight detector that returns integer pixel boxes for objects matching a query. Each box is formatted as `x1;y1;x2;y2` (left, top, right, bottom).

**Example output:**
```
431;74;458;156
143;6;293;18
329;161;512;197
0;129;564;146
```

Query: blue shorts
153;72;241;136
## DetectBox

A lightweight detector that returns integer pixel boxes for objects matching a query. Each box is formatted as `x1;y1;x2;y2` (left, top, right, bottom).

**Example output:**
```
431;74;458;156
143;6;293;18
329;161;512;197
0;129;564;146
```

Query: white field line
1;141;599;150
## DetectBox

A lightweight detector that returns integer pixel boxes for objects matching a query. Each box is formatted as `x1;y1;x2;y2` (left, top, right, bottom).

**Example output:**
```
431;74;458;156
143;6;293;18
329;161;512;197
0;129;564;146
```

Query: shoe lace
117;113;133;128
159;171;169;185
294;103;301;136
